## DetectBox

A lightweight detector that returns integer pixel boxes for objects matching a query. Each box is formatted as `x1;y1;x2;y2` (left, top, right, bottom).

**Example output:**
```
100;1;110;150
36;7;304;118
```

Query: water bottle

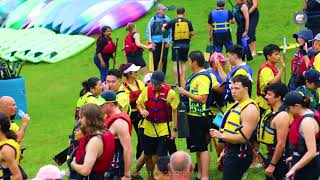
242;35;250;51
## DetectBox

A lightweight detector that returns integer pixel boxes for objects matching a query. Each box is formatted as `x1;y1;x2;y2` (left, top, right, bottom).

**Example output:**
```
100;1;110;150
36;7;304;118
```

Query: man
163;7;194;87
169;151;193;180
256;44;285;114
146;4;172;75
208;0;234;53
210;75;259;180
136;70;179;180
177;51;211;180
257;83;290;179
0;96;30;143
96;90;132;180
214;45;253;108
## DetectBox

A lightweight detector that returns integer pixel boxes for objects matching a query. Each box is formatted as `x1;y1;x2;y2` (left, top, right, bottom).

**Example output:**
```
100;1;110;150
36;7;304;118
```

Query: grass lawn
17;0;301;178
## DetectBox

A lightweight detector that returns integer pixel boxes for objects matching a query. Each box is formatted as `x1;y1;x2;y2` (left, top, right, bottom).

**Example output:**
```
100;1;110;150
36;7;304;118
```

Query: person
34;164;63;180
311;33;320;96
176;51;211;180
0;96;30;144
289;29;315;90
96;90;132;179
256;44;284;114
124;22;154;76
248;0;259;56
295;69;320;111
119;63;145;160
94;26;116;82
214;45;253;108
283;91;320;180
257;83;291;180
303;0;320;37
162;7;195;87
154;156;170;180
104;69;131;114
136;70;179;180
208;0;234;53
210;75;260;180
232;0;252;61
0;112;23;180
146;4;172;75
169;151;193;180
70;104;115;179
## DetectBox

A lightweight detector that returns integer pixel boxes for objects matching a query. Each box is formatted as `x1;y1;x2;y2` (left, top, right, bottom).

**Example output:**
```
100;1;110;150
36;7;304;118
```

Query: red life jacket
291;50;308;76
124;32;140;55
145;84;172;123
124;80;141;109
96;35;116;55
257;63;279;96
75;131;115;174
104;112;132;136
288;110;320;154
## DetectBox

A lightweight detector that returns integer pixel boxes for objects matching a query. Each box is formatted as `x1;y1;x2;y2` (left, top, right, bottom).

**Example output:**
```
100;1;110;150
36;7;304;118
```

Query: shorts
222;151;252;180
126;50;146;67
186;115;210;152
212;32;233;53
172;47;189;62
248;9;259;42
142;135;168;156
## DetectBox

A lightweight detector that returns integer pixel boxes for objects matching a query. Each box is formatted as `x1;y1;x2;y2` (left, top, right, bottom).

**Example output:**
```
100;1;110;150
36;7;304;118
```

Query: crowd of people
0;0;320;180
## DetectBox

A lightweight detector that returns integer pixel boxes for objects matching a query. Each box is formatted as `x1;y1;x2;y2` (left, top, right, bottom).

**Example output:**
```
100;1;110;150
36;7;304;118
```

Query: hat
313;33;320;41
143;73;153;84
303;69;320;87
34;164;62;180
96;90;117;106
283;91;305;108
123;63;140;74
293;29;313;42
210;52;227;62
217;0;225;6
156;4;167;10
150;70;165;84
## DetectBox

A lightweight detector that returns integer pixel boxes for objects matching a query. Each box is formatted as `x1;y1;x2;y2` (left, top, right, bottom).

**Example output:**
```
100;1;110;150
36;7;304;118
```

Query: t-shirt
136;88;179;137
313;53;320;97
117;85;131;115
164;17;194;47
209;73;222;115
256;67;276;110
123;80;145;112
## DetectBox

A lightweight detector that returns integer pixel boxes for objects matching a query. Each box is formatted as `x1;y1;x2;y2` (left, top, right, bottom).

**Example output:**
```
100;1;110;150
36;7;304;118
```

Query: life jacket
257;108;278;145
151;15;170;37
257;63;279;96
104;112;132;136
174;18;190;40
291;50;308;77
223;65;253;105
0;139;21;179
75;132;115;174
311;51;320;69
145;84;172;123
221;99;259;135
124;32;141;56
76;92;96;108
96;35;116;55
211;9;230;34
288;110;320;155
124;80;142;109
181;70;213;114
207;68;224;107
296;85;319;110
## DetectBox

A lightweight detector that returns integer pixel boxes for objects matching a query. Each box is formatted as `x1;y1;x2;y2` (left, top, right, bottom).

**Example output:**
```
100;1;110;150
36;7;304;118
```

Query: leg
173;62;178;83
222;154;252;180
180;61;187;88
162;46;169;75
142;135;157;180
152;43;162;71
133;154;145;178
140;66;147;77
145;155;155;180
196;152;202;179
200;151;210;180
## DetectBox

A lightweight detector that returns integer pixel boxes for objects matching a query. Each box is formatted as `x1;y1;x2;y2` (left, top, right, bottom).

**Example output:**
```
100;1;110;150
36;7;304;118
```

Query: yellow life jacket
174;20;190;40
257;108;278;145
0;139;20;178
221;99;259;135
76;92;97;108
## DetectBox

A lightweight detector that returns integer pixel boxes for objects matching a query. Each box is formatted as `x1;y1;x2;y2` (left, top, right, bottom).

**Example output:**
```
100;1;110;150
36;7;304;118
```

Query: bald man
169;151;192;180
0;96;30;143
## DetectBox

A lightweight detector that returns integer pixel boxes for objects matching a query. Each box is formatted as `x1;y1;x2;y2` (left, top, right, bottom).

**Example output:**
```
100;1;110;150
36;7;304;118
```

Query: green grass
18;0;301;178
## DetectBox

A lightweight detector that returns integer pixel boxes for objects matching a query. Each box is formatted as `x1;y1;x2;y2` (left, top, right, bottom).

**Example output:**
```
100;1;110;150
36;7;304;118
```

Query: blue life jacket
207;68;224;107
223;65;253;105
211;9;230;34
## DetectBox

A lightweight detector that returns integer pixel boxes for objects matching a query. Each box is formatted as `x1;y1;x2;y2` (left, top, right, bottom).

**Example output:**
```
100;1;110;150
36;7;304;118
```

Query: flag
283;36;287;54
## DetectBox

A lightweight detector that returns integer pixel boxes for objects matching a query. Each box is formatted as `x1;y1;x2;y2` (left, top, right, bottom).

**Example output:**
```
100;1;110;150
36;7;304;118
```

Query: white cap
143;73;153;84
33;164;63;180
123;64;140;74
314;33;320;41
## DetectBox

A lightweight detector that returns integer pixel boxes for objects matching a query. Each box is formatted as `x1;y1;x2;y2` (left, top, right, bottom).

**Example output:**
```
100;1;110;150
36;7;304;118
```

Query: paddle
283;35;287;84
167;5;176;11
158;40;165;71
148;21;154;72
113;36;119;69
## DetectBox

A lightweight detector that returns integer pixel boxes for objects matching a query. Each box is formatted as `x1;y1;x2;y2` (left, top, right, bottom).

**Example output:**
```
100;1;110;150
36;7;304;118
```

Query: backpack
174;19;190;40
124;32;140;55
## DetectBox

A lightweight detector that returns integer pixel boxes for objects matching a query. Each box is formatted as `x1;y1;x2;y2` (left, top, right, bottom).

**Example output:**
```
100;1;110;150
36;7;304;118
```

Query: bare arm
212;84;224;94
133;33;150;49
249;0;259;14
16;115;30;143
269;60;285;84
1;146;22;180
208;24;213;41
241;5;250;36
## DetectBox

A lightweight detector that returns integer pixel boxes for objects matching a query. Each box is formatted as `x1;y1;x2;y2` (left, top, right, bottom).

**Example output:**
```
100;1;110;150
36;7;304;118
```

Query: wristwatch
173;127;178;132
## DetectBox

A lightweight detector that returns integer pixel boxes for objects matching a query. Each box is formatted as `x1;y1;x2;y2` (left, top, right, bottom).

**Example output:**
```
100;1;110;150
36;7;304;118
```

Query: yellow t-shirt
256;67;275;110
313;53;320;96
136;87;179;137
116;87;131;115
209;72;222;115
187;70;211;117
123;80;145;112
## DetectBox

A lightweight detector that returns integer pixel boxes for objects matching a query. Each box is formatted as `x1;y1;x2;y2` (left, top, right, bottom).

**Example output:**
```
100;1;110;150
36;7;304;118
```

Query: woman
124;22;154;76
283;91;320;180
94;26;116;82
71;104;115;179
0;112;23;180
119;63;145;161
248;0;259;56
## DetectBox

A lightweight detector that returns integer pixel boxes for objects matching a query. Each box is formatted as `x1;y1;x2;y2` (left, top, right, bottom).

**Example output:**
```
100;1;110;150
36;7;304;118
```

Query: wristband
270;162;276;166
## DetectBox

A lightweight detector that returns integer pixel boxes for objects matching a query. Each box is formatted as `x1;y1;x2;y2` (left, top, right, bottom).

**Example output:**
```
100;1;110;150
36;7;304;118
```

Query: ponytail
0;112;17;141
81;77;100;94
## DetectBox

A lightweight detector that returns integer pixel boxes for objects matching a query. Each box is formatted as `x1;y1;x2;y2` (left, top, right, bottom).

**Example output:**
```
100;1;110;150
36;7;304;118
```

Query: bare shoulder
0;145;16;160
242;103;259;115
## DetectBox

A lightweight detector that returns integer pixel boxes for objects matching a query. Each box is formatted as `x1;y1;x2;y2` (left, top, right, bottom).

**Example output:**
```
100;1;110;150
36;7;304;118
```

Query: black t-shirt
305;0;320;29
164;17;194;47
208;9;233;24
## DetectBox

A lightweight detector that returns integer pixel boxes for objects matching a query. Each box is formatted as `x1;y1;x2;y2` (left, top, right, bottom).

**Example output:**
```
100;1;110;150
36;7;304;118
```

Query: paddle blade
53;147;69;166
177;102;190;138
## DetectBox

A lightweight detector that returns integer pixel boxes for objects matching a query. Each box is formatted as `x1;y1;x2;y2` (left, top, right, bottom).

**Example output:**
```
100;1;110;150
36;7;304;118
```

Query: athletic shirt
232;3;250;29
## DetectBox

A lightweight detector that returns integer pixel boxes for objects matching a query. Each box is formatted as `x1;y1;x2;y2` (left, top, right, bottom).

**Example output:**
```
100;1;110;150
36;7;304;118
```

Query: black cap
283;91;305;107
150;70;165;84
303;69;320;87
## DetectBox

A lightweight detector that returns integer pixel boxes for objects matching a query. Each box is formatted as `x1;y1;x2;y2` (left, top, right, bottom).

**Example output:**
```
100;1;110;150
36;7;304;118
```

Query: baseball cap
96;90;117;106
283;91;305;108
157;4;167;10
303;69;320;87
293;29;313;42
150;70;165;84
210;52;227;63
122;63;140;74
144;73;153;84
33;164;62;180
313;33;320;41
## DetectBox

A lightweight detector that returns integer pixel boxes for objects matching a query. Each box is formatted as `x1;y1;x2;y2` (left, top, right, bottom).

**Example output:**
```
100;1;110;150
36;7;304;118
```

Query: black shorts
248;9;259;42
186;115;210;152
126;50;146;67
172;47;189;62
142;135;168;156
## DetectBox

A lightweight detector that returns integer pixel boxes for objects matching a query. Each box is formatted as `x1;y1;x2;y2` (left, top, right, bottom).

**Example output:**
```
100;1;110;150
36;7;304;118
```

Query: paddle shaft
113;36;119;69
158;40;165;71
148;21;154;71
